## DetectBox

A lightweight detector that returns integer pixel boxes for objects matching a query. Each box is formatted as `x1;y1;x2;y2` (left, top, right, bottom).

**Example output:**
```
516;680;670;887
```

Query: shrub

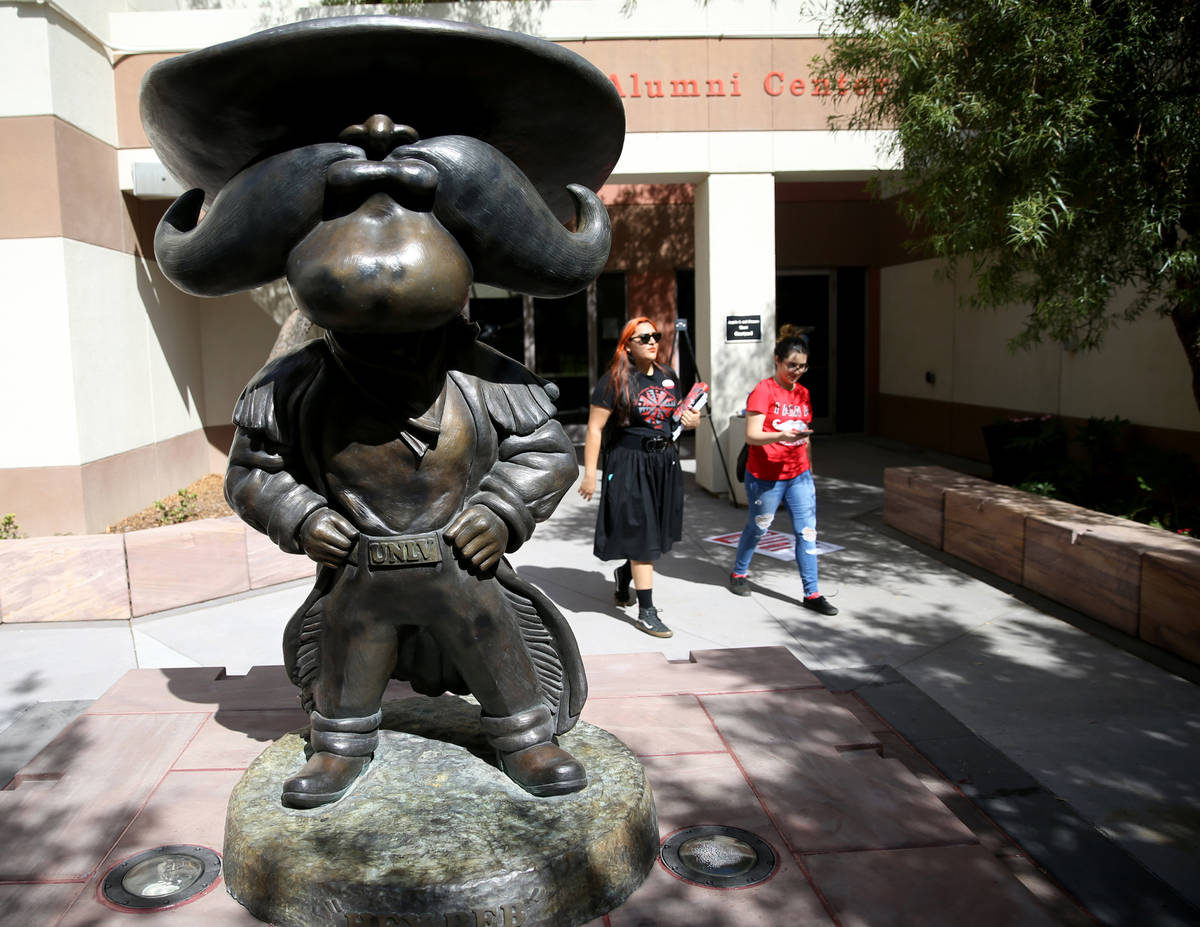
0;513;20;539
987;416;1198;534
154;489;198;526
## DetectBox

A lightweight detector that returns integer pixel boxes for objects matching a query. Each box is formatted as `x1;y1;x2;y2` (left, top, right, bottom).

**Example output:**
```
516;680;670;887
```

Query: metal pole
675;319;738;505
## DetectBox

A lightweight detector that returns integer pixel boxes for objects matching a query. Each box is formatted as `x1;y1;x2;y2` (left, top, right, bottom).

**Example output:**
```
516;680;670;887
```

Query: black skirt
593;439;684;562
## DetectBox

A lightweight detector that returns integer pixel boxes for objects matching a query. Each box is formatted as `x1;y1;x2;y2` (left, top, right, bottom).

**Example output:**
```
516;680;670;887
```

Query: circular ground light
660;825;777;889
102;845;222;910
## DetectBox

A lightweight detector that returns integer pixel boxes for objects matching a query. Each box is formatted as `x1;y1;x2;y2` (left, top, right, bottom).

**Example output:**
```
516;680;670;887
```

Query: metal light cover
660;825;778;889
101;845;221;910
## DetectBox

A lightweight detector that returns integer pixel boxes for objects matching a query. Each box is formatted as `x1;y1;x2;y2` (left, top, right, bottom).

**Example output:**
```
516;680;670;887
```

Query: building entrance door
776;271;836;433
469;273;627;426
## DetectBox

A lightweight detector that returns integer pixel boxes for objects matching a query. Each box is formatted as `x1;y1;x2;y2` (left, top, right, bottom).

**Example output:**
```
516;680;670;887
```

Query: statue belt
355;531;443;571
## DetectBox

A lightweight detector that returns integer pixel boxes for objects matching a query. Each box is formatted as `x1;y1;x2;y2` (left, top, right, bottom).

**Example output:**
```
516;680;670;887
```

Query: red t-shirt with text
745;376;812;481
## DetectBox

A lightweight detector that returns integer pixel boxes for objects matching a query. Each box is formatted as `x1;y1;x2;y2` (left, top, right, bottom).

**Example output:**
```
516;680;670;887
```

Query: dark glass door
776;272;834;432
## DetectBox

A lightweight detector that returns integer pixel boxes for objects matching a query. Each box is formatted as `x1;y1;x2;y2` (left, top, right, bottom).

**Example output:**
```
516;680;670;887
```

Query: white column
694;173;777;494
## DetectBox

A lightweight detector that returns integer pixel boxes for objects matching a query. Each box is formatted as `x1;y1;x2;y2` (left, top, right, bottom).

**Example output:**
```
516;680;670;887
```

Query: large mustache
154;143;361;297
389;137;611;298
153;136;611;301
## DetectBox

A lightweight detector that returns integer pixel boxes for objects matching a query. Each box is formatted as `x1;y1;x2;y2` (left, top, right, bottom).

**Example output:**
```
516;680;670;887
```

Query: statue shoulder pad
232;341;327;441
457;342;559;436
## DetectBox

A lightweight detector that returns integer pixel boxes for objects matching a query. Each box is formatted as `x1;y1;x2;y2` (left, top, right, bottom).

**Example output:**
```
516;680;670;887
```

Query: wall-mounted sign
725;315;762;343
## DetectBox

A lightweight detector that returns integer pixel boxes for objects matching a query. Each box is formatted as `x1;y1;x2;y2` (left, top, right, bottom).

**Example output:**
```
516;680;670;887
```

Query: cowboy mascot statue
140;17;624;809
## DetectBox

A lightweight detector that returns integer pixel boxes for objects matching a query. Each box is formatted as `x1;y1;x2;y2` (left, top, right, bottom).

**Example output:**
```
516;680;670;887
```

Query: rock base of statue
222;695;658;927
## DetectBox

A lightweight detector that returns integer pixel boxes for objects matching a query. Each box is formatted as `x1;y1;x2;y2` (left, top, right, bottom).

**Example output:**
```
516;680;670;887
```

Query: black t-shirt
591;366;683;439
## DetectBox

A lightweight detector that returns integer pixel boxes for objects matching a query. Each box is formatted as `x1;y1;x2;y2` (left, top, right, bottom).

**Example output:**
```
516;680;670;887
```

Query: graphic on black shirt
636;385;676;426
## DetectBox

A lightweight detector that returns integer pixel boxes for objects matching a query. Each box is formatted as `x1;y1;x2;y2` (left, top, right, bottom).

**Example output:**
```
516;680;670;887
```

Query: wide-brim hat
140;15;625;221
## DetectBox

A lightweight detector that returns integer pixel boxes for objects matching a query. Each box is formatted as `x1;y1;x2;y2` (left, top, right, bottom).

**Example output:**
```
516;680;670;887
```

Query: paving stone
86;666;300;714
805;844;1064;927
636;752;770;838
0;883;82;927
57;769;261;927
743;750;977;853
173;708;309;770
583;646;822;697
609;852;833;927
580;694;726;756
701;689;882;758
0;712;206;880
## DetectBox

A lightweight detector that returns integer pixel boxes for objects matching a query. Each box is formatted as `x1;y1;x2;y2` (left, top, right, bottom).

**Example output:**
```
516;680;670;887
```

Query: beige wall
879;258;1200;451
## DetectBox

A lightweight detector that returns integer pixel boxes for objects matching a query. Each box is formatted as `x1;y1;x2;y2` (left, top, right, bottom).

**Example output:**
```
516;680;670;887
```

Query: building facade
3;0;1198;535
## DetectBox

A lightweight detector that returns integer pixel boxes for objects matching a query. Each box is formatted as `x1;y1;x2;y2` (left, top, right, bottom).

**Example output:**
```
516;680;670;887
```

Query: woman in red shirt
728;326;838;615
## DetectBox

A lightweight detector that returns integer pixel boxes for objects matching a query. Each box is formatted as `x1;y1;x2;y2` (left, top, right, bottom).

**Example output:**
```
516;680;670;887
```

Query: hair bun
778;324;804;340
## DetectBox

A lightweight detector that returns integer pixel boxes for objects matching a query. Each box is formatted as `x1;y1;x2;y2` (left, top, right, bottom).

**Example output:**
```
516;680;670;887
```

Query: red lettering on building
608;68;880;102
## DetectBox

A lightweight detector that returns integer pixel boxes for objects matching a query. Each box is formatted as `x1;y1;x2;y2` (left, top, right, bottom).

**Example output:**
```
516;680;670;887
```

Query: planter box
1140;543;1200;663
0;534;131;623
943;486;1081;585
1023;513;1185;638
885;465;1200;667
246;529;315;589
883;467;991;549
1023;519;1145;635
125;517;251;617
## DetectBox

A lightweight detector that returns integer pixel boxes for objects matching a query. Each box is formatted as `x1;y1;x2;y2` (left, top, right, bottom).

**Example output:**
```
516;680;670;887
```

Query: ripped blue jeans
732;470;819;596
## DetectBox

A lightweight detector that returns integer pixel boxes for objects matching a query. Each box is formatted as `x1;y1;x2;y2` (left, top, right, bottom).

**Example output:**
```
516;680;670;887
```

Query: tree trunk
1169;297;1200;417
268;308;322;361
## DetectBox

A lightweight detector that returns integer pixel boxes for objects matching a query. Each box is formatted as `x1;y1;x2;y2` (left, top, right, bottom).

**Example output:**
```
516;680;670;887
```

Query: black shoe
498;741;588;797
625;606;673;638
802;595;839;616
281;752;371;809
729;574;751;597
613;567;635;607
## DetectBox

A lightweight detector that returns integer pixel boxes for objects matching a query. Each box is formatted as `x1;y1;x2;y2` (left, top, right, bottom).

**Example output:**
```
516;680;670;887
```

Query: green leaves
818;0;1200;404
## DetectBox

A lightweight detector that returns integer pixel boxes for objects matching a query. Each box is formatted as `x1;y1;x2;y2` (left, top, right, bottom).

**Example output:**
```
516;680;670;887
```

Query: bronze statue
140;16;625;808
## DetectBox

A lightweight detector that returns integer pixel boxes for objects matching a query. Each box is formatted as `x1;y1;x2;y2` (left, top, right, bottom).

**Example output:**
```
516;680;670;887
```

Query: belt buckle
644;434;669;452
362;532;442;570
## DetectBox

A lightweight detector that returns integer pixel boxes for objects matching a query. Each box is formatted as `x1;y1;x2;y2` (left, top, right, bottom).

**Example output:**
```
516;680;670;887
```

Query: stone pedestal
223;696;658;927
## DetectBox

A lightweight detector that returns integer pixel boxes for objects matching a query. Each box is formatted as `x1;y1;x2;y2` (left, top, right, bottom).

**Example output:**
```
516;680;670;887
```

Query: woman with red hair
579;317;700;637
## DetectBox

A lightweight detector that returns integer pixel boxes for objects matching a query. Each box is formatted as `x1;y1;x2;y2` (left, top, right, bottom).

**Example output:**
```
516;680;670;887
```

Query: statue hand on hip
444;505;509;574
299;508;359;567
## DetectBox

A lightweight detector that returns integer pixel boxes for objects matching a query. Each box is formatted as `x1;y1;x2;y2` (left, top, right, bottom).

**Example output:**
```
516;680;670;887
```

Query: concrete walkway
2;434;1198;925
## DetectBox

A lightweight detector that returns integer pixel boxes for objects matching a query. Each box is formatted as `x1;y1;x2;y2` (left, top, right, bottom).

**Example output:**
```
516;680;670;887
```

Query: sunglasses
630;332;663;345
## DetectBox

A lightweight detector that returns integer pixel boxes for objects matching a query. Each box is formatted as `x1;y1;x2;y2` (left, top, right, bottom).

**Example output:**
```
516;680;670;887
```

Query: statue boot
281;710;380;809
480;705;587;797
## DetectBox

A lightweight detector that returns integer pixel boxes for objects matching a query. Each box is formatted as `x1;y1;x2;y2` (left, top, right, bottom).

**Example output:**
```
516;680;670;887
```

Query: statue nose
338;114;418;161
326;158;439;210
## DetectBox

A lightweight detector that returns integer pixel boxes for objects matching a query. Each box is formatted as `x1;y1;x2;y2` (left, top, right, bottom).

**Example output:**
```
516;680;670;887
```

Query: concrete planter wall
884;466;1200;665
0;517;314;625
